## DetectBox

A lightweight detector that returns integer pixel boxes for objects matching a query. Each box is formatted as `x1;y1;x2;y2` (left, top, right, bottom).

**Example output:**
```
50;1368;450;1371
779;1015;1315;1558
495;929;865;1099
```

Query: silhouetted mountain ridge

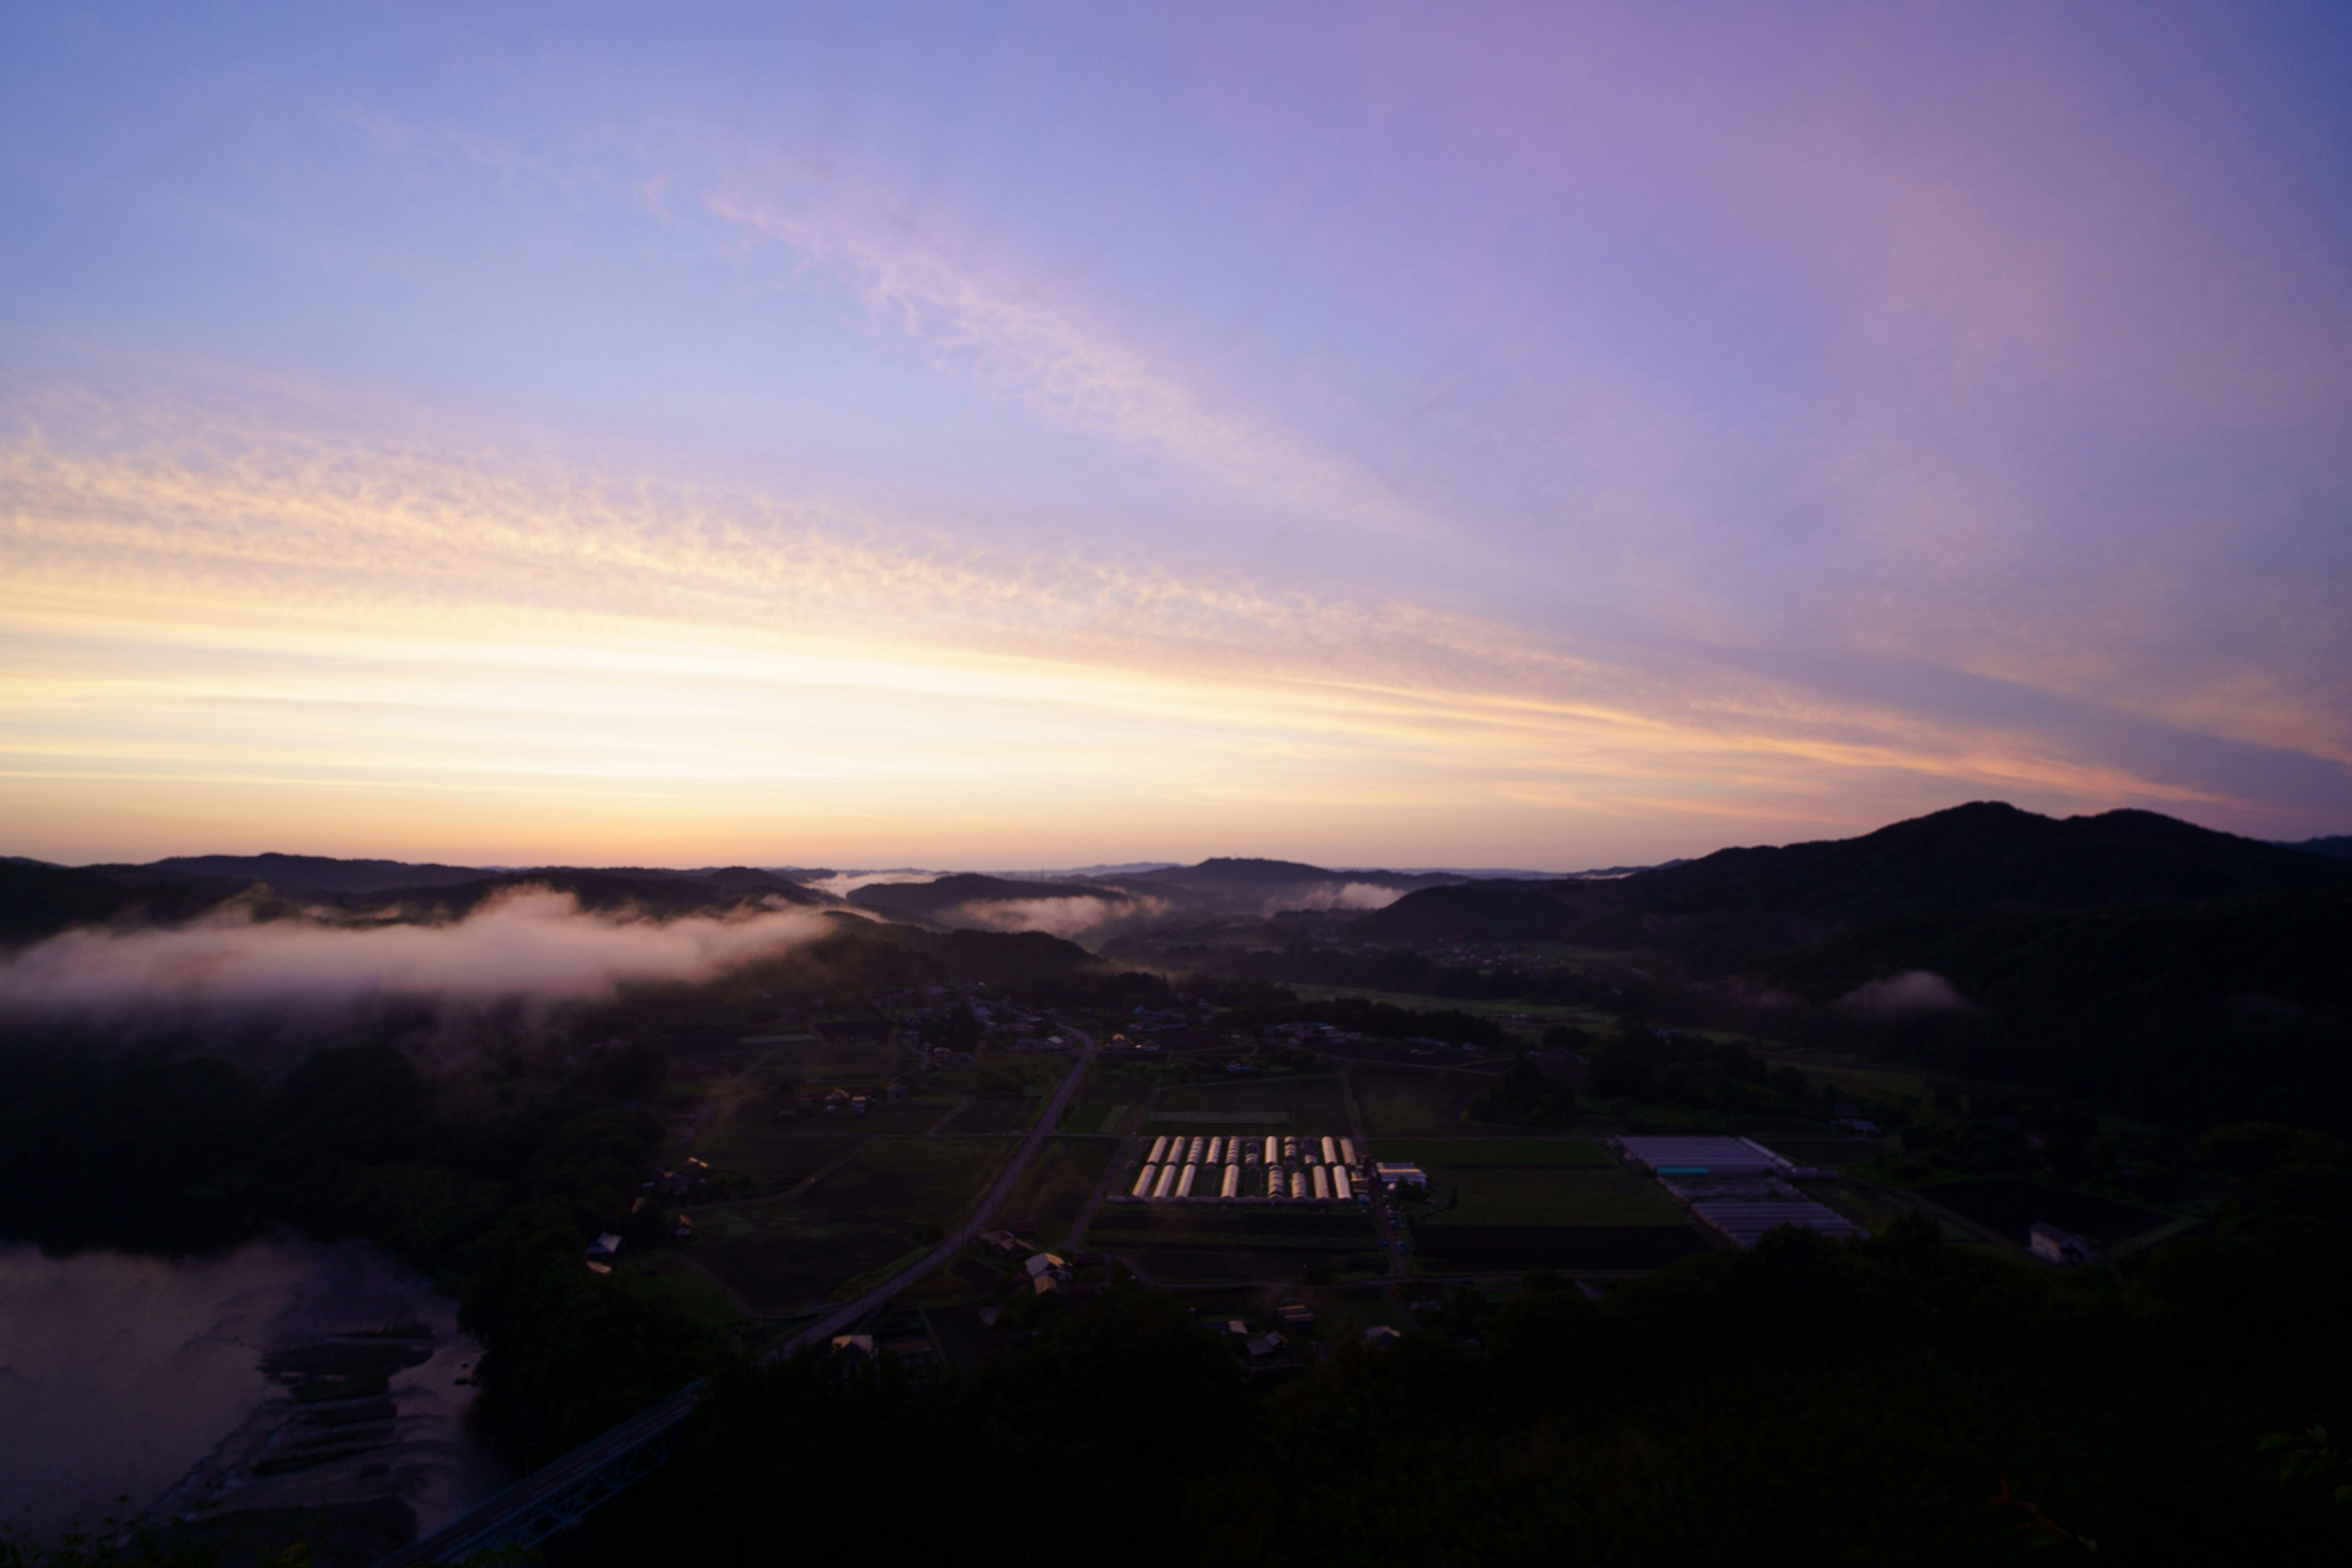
848;873;1113;919
1353;802;2351;954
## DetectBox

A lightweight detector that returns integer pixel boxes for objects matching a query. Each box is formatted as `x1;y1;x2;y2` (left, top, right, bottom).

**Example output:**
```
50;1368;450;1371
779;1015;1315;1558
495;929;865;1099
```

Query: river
0;1235;511;1558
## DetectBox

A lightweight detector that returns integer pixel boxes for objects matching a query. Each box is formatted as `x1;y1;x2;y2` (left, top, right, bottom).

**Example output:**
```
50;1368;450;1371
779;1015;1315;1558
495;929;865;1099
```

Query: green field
939;1096;1041;1134
688;1137;1017;1312
994;1136;1122;1250
688;1202;929;1313
807;1137;1015;1221
1089;1204;1387;1283
1353;1068;1523;1136
1153;1074;1350;1130
1418;1167;1684;1227
1372;1138;1612;1167
1286;984;1613;1027
685;1126;862;1186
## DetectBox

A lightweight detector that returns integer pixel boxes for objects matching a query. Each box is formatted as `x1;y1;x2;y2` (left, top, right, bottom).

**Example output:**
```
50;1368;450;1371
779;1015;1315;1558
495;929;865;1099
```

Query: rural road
374;1038;1096;1567
761;1036;1096;1360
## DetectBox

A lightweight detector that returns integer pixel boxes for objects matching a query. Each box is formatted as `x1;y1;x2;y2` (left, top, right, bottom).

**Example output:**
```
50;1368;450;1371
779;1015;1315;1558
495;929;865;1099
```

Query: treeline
568;1128;2352;1566
1758;884;2352;1131
1194;980;1506;1047
1585;1027;1811;1115
1168;938;1642;1012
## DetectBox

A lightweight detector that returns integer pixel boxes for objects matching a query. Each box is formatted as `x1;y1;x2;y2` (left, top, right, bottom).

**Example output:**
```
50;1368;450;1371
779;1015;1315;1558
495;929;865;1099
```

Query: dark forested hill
1131;858;1457;894
1761;883;2352;1126
1349;880;1585;942
130;852;491;894
1352;803;2351;964
1623;801;2348;919
0;860;254;948
848;873;1112;919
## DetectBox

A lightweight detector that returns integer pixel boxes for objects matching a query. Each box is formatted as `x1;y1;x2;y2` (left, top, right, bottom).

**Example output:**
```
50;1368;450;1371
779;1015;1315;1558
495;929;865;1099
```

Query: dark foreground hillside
567;1133;2352;1567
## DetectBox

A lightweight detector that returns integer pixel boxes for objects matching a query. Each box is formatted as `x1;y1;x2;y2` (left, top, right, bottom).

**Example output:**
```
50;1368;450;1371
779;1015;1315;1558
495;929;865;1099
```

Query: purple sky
2;2;2346;867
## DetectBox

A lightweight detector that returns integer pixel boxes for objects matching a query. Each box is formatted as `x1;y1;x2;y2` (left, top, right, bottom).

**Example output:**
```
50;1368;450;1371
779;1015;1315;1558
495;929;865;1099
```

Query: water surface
0;1235;510;1545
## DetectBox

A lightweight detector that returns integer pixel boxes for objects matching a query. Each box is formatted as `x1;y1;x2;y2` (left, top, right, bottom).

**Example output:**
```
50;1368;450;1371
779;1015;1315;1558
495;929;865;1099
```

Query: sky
2;1;2348;870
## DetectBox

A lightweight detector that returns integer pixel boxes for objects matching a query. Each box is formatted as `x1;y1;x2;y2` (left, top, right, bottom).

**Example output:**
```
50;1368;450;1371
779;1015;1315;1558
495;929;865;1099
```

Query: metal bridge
374;1042;1095;1565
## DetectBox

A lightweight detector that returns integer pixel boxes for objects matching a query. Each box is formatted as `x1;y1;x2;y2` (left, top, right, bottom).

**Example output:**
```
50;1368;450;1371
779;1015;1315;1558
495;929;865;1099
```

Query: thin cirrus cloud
3;376;2339;871
703;189;1435;546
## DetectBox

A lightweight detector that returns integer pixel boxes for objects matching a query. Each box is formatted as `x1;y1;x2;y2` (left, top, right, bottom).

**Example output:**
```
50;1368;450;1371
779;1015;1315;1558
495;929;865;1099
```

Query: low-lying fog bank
0;888;837;1017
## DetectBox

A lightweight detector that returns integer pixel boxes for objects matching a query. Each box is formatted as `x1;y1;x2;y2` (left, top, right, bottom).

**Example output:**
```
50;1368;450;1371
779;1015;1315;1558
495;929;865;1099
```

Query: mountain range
4;802;2347;958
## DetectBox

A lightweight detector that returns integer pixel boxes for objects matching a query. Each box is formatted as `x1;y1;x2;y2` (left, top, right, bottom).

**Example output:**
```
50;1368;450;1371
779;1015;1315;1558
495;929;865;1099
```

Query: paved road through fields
375;1039;1097;1566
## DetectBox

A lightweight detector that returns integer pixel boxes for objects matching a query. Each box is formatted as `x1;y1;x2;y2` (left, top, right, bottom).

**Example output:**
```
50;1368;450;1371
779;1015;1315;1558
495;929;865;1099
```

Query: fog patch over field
1265;881;1404;913
802;870;944;898
1834;970;1970;1017
0;888;833;1014
944;894;1166;943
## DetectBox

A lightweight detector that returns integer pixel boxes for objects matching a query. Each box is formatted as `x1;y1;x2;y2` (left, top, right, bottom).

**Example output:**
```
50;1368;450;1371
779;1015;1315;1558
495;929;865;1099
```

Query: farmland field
1419;1167;1685;1227
1352;1068;1516;1136
993;1136;1121;1250
1152;1074;1350;1130
683;1123;861;1186
938;1096;1041;1134
687;1202;929;1313
687;1137;1017;1312
1409;1226;1708;1271
1087;1206;1375;1244
807;1137;1014;1222
1372;1138;1612;1167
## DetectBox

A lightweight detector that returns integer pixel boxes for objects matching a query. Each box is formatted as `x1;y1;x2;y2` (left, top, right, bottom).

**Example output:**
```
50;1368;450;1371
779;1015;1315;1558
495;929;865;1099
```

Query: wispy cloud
705;190;1433;543
1;379;2343;864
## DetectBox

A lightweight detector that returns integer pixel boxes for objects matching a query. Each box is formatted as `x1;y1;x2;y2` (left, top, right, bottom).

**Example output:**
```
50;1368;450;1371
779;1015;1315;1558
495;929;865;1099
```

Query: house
1363;1325;1401;1346
584;1232;623;1259
831;1334;876;1357
1212;1319;1248;1337
1275;1303;1316;1329
1023;1252;1068;1278
1244;1332;1287;1362
976;1229;1029;1257
1373;1163;1429;1192
1032;1271;1070;1296
2030;1223;2092;1265
673;1216;695;1240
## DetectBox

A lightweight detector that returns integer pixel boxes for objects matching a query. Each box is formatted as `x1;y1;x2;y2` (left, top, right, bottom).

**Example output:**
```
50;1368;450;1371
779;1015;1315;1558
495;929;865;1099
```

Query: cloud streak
705;190;1433;543
1;379;2343;867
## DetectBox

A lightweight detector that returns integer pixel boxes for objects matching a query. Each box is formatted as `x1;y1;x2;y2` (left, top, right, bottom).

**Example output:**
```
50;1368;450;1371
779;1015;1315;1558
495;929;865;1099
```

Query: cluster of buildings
977;1229;1093;1296
1123;1133;1370;1203
775;1082;909;1120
